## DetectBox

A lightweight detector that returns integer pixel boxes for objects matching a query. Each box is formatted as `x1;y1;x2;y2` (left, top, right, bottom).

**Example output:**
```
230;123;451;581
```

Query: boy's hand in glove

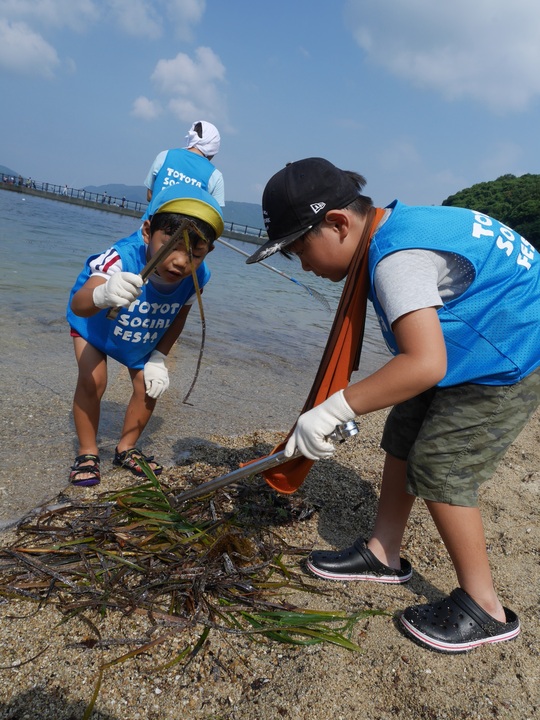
144;351;169;399
93;272;143;309
284;390;356;460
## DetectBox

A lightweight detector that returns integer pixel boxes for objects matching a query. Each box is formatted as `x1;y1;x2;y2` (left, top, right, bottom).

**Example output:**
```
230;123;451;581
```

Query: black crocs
400;588;520;653
307;538;412;583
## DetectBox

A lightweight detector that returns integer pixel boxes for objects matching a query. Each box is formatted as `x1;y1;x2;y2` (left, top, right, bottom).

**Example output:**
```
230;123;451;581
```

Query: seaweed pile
0;461;379;714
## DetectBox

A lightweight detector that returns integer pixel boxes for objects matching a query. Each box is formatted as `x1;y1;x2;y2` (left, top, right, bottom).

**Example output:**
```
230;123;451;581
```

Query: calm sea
0;189;389;378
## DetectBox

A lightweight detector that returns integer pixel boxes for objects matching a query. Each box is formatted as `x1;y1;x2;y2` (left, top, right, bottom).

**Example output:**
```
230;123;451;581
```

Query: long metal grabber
107;218;200;320
174;420;359;504
216;237;331;312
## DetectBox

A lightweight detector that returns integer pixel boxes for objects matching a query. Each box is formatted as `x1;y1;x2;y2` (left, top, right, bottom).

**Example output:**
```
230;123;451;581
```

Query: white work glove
284;390;356;461
92;271;143;309
144;350;169;399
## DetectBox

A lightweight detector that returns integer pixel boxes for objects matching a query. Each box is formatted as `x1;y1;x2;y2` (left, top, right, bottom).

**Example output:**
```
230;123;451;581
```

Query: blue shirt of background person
142;120;225;222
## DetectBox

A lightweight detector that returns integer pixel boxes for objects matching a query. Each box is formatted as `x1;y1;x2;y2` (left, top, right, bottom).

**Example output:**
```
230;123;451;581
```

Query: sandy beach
0;320;539;718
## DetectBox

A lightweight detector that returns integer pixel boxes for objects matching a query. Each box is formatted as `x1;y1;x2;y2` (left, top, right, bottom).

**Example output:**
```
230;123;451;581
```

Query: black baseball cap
246;157;360;264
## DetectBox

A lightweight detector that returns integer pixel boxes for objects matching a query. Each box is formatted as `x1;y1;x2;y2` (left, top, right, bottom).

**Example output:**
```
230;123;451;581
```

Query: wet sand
0;313;321;528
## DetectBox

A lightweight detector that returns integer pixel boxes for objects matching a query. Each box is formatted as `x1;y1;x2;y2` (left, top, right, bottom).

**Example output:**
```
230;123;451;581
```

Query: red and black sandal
113;447;163;478
69;454;101;487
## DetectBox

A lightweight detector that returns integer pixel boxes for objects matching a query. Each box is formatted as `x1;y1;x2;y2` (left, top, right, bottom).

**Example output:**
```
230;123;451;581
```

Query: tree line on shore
442;173;540;250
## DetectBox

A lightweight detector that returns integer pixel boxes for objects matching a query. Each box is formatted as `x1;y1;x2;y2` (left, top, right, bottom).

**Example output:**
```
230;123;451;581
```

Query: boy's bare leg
116;367;156;454
426;500;505;622
368;453;416;569
72;336;107;457
369;454;505;621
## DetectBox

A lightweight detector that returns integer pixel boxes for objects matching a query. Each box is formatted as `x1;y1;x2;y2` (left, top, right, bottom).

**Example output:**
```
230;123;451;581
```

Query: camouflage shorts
381;365;540;507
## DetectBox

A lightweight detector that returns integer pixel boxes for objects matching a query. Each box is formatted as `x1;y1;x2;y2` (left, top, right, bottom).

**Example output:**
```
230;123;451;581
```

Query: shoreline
0;315;321;530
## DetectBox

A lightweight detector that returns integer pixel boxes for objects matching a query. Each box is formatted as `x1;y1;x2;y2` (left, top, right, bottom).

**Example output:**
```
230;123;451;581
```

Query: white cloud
0;0;99;31
105;0;205;40
107;0;162;39
0;19;59;77
150;46;226;122
344;0;540;112
0;0;97;77
0;0;206;60
0;0;205;36
165;0;205;40
132;96;162;120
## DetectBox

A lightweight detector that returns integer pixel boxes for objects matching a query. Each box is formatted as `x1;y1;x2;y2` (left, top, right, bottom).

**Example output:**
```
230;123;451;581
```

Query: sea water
0;188;393;527
0;189;389;377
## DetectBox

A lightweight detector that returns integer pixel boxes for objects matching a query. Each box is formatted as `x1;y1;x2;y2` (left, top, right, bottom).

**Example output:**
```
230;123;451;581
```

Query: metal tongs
174;420;359;504
107;218;199;320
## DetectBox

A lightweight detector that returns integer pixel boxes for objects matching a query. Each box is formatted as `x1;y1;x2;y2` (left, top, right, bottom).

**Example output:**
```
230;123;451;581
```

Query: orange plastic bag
258;207;385;493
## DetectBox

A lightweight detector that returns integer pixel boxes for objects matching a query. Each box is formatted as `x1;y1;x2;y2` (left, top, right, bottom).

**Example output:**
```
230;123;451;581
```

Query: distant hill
84;184;148;205
220;201;263;229
84;183;264;229
0;164;20;178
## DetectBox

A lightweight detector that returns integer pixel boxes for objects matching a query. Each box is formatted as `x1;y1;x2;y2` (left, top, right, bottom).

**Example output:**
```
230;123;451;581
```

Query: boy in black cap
247;157;540;653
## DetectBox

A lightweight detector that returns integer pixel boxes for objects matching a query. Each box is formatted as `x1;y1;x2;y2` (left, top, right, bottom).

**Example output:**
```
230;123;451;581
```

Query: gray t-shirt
374;248;476;327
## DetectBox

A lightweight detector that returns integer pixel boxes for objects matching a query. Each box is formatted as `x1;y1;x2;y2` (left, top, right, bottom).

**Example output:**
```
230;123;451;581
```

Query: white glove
144;350;169;399
92;272;143;309
284;390;356;461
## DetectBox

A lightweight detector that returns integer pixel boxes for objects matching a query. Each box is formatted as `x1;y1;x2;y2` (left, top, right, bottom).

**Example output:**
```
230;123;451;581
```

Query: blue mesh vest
368;201;540;386
67;230;211;369
141;149;216;220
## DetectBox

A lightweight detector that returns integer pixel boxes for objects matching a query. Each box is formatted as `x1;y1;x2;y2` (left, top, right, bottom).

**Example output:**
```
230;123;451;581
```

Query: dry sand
0;340;539;720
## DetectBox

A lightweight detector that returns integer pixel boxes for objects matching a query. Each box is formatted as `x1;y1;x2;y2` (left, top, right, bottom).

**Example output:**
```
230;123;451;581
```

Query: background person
143;120;225;218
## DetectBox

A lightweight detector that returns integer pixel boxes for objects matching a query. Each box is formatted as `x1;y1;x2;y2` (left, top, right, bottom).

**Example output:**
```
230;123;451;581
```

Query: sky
2;0;540;212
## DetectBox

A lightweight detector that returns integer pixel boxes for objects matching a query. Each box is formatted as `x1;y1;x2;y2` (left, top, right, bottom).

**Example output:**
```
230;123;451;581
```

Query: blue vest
67;230;211;369
142;149;216;220
368;201;540;386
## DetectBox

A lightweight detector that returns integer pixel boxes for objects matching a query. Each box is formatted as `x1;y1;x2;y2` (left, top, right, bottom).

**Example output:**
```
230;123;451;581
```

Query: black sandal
113;447;163;477
69;454;101;487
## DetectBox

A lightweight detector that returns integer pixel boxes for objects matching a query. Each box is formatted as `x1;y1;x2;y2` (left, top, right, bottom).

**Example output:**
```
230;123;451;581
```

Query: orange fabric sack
249;207;385;494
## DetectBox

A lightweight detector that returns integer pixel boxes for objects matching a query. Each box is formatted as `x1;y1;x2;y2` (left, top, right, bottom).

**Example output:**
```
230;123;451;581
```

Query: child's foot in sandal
113;447;163;477
69;454;101;487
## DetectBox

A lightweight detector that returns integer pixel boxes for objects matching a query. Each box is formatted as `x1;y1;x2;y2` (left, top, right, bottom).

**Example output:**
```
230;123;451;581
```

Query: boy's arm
344;306;447;415
144;151;166;202
208;170;225;207
71;273;143;317
285;307;447;460
143;304;192;399
71;276;109;317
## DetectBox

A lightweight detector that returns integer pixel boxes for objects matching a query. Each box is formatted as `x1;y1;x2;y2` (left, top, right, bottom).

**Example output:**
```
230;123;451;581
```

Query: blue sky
2;0;540;211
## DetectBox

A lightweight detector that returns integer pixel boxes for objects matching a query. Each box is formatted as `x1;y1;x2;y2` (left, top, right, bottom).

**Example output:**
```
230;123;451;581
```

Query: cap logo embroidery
310;202;326;214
